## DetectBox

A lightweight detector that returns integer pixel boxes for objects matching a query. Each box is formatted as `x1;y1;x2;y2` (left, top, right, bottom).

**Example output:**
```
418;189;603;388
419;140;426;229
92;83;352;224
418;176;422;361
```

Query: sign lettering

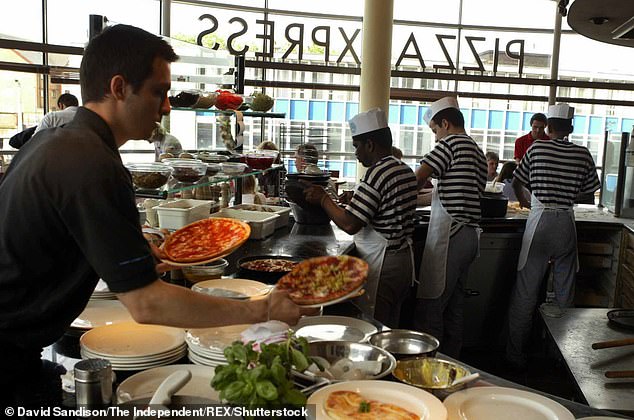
196;14;526;75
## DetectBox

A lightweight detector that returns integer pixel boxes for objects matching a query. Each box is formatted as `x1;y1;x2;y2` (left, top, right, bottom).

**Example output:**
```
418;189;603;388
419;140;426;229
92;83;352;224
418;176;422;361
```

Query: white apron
517;194;578;271
417;186;453;299
354;225;388;317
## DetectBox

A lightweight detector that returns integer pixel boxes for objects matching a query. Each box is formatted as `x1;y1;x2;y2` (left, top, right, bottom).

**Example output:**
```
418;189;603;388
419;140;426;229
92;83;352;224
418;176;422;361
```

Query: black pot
284;173;331;225
236;255;304;284
480;193;508;218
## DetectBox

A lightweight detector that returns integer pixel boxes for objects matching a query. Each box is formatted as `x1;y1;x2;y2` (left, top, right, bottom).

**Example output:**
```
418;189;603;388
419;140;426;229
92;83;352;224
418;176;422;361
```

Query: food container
197;152;229;164
204;163;221;177
294;341;396;382
168;90;199;108
220;162;248;176
480;192;508;218
392;357;472;397
210;208;279;239
125;163;172;190
153;199;212;230
182;258;228;283
230;204;291;229
236;255;303;284
368;329;440;360
164;160;208;183
245;150;278;170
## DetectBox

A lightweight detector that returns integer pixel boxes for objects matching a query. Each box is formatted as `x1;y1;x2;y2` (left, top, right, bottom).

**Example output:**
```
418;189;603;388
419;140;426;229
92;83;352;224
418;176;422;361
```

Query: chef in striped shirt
303;108;418;327
413;97;487;358
505;103;600;369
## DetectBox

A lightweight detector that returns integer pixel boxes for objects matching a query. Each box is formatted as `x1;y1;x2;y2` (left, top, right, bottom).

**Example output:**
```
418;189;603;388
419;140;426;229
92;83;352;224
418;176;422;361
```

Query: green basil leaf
255;380;279;401
222;380;245;402
291;347;309;372
282;388;307;406
271;362;287;385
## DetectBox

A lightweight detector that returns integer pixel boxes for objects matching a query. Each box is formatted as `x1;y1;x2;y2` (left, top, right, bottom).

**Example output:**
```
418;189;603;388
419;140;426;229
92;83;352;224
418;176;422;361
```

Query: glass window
461;0;556;29
394;0;460;24
47;0;160;46
0;72;43;147
0;0;42;42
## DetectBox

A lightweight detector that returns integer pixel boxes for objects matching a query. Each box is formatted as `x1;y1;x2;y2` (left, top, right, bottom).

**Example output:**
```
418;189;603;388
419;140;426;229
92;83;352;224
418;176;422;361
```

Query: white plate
187;351;227;367
443;386;574;420
71;300;133;329
577;417;629;420
192;278;272;300
186;324;249;352
116;364;219;403
80;321;185;358
307;380;446;420
292;315;377;342
81;343;187;363
82;350;186;371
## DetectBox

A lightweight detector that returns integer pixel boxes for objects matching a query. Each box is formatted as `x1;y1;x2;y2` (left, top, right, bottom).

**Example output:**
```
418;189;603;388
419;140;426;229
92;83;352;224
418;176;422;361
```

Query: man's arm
415;162;434;190
117;279;309;327
512;177;531;208
34;113;53;134
304;185;365;234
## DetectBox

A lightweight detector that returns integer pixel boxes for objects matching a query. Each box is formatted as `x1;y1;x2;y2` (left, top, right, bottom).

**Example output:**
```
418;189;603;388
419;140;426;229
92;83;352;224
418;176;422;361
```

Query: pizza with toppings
325;390;419;420
162;218;250;264
276;255;368;305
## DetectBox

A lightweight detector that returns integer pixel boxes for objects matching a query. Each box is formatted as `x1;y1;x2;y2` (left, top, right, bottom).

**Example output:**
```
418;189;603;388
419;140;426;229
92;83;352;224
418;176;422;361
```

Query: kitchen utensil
450;372;480;387
74;359;113;409
392;357;472;394
292;315;378;342
294;340;396;383
607;309;634;330
480;192;508;218
368;329;440;359
591;337;634;349
133;370;191;419
605;370;634;378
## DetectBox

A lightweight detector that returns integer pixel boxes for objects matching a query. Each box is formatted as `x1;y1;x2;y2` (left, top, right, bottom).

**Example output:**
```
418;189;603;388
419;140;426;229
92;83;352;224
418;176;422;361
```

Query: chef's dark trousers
0;344;65;412
374;246;414;329
506;210;577;365
414;226;479;359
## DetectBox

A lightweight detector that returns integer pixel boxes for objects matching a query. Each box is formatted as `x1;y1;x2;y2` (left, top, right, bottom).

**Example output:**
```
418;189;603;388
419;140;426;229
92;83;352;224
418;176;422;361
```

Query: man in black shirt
0;24;308;408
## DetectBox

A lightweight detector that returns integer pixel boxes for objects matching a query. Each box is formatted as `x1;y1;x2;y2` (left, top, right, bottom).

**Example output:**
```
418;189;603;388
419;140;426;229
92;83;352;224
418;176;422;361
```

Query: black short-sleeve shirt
0;107;157;350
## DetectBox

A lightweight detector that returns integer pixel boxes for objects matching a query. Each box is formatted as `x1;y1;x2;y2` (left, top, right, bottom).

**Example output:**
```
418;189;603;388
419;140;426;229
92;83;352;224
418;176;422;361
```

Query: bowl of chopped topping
126;162;172;190
237;255;303;284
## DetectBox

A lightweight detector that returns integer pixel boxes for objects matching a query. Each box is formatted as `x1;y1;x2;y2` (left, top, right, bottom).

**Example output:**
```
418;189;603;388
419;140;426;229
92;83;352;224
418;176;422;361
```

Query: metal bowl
296;340;396;382
393;357;471;397
368;329;439;360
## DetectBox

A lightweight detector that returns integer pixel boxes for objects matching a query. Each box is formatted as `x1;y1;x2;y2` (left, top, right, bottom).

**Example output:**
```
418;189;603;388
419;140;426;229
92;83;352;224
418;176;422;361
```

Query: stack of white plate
186;324;249;367
71;299;133;330
90;279;117;300
80;321;186;371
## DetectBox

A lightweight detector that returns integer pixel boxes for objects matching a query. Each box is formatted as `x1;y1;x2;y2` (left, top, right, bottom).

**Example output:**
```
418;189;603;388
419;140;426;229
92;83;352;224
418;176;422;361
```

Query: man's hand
268;289;320;325
149;242;177;273
338;190;354;205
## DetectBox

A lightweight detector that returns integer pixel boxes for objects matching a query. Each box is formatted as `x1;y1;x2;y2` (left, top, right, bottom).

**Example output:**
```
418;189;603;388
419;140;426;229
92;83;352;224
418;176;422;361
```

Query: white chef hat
349;108;388;138
423;96;460;125
548;103;575;120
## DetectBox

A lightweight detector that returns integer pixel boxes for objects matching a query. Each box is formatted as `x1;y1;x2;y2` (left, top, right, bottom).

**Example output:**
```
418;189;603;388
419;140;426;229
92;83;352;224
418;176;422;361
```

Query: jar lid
74;358;112;382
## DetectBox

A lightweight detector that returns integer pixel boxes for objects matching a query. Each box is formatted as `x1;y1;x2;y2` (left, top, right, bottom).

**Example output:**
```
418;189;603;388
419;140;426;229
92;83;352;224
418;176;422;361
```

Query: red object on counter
246;155;275;170
215;90;243;110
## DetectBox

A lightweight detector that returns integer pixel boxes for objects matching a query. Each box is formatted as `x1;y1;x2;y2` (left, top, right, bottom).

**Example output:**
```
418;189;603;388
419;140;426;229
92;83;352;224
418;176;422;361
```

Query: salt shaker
74;359;113;412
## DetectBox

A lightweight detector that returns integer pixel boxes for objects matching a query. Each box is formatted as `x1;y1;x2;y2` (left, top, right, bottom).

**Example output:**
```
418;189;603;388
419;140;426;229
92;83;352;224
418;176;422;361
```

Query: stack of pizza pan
186;324;249;367
90;279;116;300
79;321;187;371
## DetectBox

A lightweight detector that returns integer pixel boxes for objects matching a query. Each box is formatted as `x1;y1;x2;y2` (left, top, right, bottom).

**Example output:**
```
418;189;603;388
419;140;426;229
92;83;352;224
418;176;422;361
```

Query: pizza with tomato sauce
162;218;250;264
276;255;368;305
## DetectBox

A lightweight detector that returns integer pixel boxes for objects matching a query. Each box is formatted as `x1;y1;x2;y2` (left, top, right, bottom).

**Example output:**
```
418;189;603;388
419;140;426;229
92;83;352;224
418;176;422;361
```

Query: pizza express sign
196;14;528;75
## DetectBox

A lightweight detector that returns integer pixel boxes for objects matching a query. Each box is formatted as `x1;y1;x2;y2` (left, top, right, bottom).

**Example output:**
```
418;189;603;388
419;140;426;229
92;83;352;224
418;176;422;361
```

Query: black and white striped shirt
514;139;600;208
346;156;417;251
422;134;487;228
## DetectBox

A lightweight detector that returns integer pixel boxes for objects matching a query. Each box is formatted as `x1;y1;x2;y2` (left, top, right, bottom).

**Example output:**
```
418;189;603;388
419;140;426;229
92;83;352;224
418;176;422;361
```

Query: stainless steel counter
541;308;634;415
